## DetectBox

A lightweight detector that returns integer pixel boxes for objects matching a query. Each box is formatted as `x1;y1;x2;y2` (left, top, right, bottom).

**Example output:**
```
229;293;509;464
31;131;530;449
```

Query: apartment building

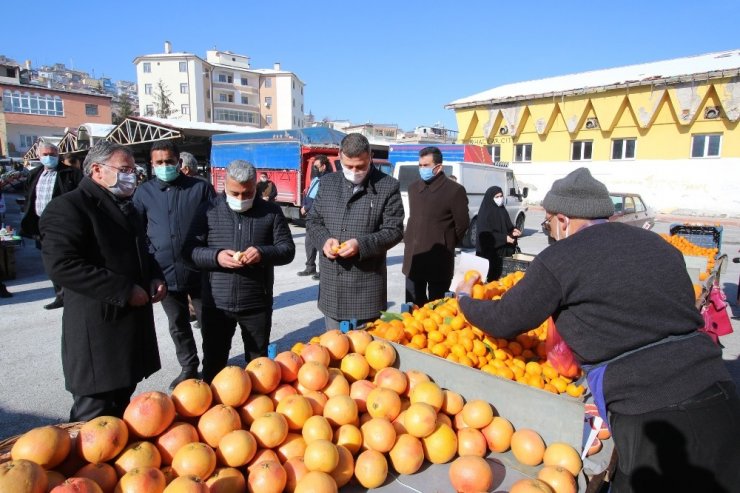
0;59;112;157
134;43;305;130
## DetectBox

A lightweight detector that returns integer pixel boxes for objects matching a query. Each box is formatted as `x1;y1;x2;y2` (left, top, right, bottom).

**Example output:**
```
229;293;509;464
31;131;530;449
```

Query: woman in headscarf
476;186;521;281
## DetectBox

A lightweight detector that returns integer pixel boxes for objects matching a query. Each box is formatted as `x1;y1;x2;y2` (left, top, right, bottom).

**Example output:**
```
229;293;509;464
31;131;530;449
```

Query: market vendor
456;168;740;493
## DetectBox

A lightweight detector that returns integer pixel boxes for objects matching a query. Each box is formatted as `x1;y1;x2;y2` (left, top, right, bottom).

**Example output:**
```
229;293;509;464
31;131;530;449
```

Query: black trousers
160;288;202;371
201;305;271;383
405;277;450;306
610;381;740;493
70;385;136;422
305;235;318;271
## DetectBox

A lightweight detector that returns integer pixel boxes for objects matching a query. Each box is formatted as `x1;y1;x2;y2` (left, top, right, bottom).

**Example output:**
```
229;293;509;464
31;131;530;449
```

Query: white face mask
106;170;137;198
494;196;504;207
227;195;254;212
342;167;368;185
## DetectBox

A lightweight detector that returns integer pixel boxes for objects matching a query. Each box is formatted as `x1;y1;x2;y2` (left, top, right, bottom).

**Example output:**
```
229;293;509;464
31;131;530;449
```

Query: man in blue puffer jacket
133;141;215;390
184;160;295;382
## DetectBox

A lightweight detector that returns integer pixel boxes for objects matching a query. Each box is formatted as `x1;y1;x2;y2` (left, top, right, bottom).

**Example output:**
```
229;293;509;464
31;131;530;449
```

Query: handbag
699;284;733;345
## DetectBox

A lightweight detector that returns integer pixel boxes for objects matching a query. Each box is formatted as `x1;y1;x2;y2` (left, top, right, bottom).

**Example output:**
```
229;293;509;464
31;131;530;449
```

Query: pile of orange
4;330;585;493
367;271;585;398
660;233;718;277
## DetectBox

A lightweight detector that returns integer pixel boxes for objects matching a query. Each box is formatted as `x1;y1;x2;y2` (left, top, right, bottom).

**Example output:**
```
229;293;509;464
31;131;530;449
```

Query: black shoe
0;287;12;298
169;368;199;391
44;297;64;310
311;272;320;280
297;268;317;277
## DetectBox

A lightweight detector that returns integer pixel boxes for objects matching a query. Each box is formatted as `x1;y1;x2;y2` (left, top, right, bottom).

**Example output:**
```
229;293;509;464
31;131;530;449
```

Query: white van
393;161;528;248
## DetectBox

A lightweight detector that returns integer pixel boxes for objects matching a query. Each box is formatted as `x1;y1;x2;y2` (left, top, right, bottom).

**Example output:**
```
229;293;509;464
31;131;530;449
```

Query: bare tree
153;80;175;118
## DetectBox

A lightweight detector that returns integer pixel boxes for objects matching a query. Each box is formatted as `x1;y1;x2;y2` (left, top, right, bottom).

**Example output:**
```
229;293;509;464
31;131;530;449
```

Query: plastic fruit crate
501;252;535;276
669;224;723;251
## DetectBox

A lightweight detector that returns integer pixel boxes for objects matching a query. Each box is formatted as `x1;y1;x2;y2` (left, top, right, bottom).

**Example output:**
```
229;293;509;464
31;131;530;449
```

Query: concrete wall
512;158;740;216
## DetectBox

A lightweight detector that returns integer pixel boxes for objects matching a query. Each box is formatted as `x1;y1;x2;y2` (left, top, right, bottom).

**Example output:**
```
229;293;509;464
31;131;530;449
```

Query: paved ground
1;195;738;439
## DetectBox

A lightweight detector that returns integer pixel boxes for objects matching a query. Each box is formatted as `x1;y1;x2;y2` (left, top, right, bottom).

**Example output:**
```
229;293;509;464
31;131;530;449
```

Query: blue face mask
419;166;436;181
40;155;59;169
154;165;179;182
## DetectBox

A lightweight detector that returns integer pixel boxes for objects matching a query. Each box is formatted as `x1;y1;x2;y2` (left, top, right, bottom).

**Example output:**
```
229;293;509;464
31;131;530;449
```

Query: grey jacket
306;166;404;320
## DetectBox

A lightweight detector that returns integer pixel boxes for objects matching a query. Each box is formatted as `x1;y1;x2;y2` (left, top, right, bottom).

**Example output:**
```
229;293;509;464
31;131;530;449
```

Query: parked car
608;192;655;230
544;192;655;242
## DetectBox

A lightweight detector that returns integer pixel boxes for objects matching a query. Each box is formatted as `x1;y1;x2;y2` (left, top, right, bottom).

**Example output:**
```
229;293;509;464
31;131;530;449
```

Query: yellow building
446;50;740;214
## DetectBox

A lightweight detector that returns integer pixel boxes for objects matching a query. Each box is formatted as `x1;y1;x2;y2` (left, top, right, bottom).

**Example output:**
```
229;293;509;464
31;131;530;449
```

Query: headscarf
476;185;514;254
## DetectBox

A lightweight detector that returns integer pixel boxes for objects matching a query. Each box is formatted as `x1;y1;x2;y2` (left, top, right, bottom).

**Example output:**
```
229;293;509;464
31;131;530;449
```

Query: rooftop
447;49;740;108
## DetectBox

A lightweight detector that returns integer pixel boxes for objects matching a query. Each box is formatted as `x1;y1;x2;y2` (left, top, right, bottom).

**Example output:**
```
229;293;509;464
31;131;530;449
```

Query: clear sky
2;0;737;131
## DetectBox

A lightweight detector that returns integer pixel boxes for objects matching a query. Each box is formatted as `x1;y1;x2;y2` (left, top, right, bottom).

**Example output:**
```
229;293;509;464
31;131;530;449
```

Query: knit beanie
542;168;614;219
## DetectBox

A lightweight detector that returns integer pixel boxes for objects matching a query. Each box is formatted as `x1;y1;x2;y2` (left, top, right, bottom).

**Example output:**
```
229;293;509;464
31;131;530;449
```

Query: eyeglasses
541;214;554;234
99;163;137;175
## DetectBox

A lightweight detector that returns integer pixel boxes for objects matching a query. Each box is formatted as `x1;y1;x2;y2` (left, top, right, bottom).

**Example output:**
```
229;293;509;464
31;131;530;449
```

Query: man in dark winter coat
456;168;740;493
306;133;404;328
402;147;469;305
256;172;278;202
39;141;165;421
184;160;295;382
133;141;215;390
21;142;83;309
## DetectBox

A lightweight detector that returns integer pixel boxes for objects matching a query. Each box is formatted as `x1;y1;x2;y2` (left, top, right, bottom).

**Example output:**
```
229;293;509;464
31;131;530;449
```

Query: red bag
545;317;581;378
700;285;734;345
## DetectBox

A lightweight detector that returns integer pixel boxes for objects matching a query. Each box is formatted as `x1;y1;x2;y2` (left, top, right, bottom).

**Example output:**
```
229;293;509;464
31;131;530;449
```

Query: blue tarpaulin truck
210;127;346;220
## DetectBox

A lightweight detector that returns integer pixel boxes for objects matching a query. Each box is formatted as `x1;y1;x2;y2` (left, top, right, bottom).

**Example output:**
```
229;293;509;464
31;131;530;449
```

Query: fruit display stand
343;338;598;492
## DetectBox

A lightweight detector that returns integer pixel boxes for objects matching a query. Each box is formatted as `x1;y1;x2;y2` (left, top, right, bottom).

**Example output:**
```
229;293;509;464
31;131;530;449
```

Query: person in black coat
21;142;83;309
184;160;295;382
39;141;166;421
256;172;278;202
133;141;215;390
476;185;521;281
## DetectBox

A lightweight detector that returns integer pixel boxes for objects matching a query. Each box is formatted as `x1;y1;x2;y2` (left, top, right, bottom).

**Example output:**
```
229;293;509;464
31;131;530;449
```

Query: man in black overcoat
39;141;166;421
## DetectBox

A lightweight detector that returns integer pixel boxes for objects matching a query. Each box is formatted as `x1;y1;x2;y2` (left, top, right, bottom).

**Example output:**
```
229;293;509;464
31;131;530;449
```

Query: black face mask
311;167;324;179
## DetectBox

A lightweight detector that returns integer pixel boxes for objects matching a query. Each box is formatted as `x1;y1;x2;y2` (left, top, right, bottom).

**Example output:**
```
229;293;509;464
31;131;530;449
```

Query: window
217;73;233;83
624;196;635;213
219;93;233;103
207;109;211;119
218;74;227;83
179;61;187;72
514;143;532;162
144;84;152;95
301;104;303;112
634;197;646;213
492;145;501;162
264;78;272;88
266;115;273;125
2;90;64;116
85;104;98;116
292;98;295;108
571;140;593;161
264;96;272;107
611;138;636;160
214;108;259;124
241;78;249;86
145;105;154;115
241;95;249;105
180;83;188;94
691;134;722;158
181;104;189;115
20;135;37;148
143;62;151;73
292;80;295;89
